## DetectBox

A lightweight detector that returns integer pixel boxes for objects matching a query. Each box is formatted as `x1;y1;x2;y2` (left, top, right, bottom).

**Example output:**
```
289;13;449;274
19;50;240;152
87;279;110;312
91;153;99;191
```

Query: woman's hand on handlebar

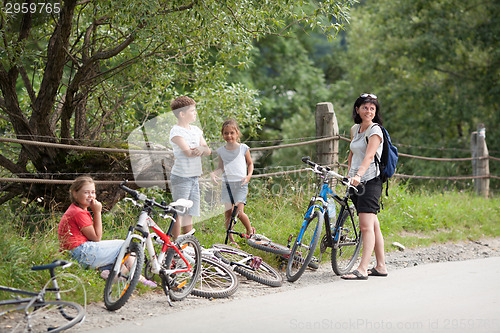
350;174;362;186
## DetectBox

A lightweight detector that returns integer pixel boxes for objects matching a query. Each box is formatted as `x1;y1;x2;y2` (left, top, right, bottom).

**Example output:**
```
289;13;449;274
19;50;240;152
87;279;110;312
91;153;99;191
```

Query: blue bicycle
286;157;363;282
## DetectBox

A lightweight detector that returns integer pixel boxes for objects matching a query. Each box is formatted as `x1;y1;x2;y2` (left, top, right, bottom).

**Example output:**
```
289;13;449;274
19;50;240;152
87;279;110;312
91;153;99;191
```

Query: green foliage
0;0;357;206
378;182;500;247
326;0;500;188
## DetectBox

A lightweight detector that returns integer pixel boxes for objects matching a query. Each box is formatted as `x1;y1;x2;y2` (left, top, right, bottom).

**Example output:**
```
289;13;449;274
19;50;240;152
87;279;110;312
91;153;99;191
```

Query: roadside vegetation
1;178;499;305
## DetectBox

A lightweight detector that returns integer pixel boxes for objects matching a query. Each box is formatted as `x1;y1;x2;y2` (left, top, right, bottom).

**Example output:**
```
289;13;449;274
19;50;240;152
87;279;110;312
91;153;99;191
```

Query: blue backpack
364;123;398;192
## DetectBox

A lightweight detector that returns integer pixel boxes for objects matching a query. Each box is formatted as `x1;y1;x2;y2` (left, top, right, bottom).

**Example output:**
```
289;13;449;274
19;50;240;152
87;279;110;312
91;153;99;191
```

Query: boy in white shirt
169;96;211;239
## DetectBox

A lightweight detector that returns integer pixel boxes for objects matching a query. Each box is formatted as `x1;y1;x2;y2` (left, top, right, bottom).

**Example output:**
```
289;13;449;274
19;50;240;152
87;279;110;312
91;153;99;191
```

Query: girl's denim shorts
71;239;124;270
221;181;248;205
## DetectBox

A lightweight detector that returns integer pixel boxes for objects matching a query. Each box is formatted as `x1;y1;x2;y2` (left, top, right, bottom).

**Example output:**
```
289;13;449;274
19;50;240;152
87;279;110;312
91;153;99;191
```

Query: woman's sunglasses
360;93;377;99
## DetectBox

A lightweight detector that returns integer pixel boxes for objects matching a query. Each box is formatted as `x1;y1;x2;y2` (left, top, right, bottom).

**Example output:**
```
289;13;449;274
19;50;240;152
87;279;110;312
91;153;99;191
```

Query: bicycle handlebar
301;156;363;192
119;180;188;215
302;156;348;182
31;260;73;272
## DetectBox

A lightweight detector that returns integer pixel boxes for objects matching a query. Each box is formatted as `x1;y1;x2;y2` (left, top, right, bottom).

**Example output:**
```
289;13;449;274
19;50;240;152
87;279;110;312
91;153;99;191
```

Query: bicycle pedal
250;256;263;270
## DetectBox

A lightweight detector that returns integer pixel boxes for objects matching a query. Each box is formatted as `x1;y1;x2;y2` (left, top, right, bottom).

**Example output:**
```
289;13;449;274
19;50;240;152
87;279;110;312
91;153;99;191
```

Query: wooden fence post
471;124;489;197
315;102;338;170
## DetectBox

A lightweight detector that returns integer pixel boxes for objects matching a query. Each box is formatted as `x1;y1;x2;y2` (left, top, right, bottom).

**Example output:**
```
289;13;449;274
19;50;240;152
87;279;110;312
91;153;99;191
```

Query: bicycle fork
295;205;321;250
112;225;147;279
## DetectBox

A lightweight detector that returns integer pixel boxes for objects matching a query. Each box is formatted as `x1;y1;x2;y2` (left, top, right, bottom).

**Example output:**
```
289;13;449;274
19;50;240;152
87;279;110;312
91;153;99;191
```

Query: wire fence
0;135;499;185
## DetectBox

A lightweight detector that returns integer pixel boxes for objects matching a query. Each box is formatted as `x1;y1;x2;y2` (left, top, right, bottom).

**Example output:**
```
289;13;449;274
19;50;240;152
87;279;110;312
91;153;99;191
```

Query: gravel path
76;237;500;332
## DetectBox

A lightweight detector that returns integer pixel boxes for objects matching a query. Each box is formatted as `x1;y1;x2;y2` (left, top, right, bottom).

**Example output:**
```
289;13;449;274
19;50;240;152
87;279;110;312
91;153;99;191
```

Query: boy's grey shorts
170;174;200;217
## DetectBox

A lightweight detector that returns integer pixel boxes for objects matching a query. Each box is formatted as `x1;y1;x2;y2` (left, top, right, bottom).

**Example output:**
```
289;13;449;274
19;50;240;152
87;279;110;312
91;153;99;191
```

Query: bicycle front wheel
213;244;282;287
162;234;202;301
103;241;144;311
192;256;239;299
331;206;362;275
0;300;85;333
246;234;291;256
286;210;322;282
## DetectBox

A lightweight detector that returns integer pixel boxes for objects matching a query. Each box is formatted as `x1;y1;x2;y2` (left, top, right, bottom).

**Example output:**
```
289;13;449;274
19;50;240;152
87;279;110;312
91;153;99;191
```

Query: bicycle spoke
286;210;322;282
331;207;362;275
0;301;84;333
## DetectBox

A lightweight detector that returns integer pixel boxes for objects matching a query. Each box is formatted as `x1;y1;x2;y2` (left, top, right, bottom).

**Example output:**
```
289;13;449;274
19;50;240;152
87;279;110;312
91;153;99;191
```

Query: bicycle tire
246;234;291;256
246;234;321;269
161;234;202;301
286;210;322;282
213;244;282;287
0;300;85;333
143;257;155;282
331;207;362;275
192;256;239;299
307;257;320;270
103;241;144;311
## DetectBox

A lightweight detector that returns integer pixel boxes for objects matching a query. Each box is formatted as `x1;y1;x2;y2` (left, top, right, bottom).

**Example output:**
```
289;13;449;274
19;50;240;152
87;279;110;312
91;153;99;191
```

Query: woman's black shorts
350;177;382;214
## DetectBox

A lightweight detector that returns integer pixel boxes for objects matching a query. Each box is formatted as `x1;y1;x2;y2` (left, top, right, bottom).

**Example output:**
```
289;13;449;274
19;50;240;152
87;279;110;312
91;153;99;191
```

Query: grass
1;178;499;305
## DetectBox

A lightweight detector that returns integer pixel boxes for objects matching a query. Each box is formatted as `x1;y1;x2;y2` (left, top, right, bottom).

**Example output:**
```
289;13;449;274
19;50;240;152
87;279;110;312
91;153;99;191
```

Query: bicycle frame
0;260;86;331
104;181;201;310
113;201;194;280
144;213;194;277
321;182;358;250
199;246;258;271
296;158;359;252
0;261;70;305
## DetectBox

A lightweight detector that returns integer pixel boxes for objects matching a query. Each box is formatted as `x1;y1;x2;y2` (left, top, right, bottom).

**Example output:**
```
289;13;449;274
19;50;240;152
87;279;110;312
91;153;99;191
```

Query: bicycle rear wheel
103;241;144;311
286;210;322;282
331;206;362;275
0;300;84;333
246;234;291;256
161;234;202;301
213;244;282;287
192;256;239;299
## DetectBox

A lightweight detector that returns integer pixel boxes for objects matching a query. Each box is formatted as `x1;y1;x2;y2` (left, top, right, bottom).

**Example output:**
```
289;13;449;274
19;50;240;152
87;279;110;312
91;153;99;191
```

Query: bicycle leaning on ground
246;233;320;272
189;246;240;299
103;181;202;311
0;260;86;333
286;157;363;282
188;239;284;300
212;243;283;287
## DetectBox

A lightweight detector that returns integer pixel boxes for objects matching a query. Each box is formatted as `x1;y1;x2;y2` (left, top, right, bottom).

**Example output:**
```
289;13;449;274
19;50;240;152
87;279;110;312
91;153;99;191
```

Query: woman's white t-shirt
349;123;383;182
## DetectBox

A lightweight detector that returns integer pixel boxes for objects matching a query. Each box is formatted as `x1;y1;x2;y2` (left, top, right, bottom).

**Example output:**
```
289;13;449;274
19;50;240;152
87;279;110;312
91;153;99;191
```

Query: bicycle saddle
170;198;193;208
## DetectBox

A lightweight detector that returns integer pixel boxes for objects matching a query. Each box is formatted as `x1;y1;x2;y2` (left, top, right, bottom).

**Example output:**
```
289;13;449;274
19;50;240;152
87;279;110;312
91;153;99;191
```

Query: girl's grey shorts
221;181;248;205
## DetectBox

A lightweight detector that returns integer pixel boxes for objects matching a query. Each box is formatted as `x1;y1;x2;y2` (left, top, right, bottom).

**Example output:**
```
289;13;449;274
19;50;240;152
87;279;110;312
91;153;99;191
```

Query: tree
227;27;348;169
0;0;355;209
328;0;500;183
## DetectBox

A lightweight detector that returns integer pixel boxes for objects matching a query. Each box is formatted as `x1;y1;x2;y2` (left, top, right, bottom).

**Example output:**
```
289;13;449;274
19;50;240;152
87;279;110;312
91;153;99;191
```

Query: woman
341;93;388;280
58;176;156;286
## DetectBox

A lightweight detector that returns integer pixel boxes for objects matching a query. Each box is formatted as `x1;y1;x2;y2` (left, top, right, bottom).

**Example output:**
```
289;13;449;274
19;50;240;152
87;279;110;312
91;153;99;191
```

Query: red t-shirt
58;203;93;251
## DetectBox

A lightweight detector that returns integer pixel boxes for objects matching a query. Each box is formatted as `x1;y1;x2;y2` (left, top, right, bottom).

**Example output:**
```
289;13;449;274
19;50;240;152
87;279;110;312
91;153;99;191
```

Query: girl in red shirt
58;176;156;286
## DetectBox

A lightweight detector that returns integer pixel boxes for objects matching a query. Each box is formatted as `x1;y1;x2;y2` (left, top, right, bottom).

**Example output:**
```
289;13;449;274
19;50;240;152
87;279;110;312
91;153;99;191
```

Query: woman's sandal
341;270;368;280
368;268;388;277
